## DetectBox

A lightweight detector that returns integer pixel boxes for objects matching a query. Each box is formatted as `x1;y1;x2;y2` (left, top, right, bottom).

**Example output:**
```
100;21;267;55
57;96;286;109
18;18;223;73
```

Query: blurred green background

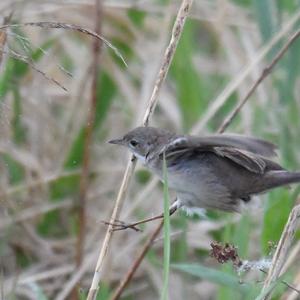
0;0;300;299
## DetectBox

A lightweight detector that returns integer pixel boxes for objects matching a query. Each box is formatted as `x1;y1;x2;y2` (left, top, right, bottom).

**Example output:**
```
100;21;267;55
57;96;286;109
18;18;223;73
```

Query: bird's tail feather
263;171;300;190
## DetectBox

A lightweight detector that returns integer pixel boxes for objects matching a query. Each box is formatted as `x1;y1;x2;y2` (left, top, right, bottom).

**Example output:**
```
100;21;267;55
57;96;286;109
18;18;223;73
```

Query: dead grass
0;1;300;300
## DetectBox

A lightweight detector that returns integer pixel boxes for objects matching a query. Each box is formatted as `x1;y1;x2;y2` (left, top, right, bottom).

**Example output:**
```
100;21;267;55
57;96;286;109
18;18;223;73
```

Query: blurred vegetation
0;0;300;299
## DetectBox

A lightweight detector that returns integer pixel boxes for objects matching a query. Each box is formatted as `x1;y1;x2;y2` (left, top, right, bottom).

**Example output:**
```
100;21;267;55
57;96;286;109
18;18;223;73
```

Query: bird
109;126;300;214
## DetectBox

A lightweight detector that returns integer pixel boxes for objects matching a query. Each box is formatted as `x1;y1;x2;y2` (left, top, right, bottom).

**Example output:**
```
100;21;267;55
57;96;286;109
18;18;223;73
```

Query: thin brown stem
0;13;12;66
260;204;300;299
86;1;194;299
73;0;103;298
259;269;300;295
106;204;178;232
0;22;126;66
218;28;300;134
0;48;67;91
109;23;300;300
110;219;164;300
142;0;193;126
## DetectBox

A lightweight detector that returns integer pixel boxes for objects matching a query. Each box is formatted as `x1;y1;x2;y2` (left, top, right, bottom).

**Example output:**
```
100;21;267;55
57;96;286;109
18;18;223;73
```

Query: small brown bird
109;127;300;214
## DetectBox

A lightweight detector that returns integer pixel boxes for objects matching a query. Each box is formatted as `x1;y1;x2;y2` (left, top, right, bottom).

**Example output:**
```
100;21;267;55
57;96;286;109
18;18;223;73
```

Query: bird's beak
108;138;124;145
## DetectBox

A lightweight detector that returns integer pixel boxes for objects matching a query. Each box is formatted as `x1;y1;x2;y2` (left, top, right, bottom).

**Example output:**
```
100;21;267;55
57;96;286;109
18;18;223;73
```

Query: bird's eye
130;140;138;147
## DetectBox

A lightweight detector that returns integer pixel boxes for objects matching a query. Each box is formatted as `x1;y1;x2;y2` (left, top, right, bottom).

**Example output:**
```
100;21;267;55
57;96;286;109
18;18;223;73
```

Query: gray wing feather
161;134;276;157
213;147;266;174
188;134;277;157
161;134;280;174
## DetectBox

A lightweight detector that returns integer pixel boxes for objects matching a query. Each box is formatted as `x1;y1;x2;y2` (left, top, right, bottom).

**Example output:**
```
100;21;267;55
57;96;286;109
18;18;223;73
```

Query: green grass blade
261;189;294;253
161;153;171;300
64;72;115;169
253;0;277;42
170;20;207;131
2;153;25;185
254;275;283;300
172;263;252;295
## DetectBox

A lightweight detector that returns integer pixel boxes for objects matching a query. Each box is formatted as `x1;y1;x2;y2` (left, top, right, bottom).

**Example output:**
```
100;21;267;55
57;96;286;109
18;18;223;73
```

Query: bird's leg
103;199;179;232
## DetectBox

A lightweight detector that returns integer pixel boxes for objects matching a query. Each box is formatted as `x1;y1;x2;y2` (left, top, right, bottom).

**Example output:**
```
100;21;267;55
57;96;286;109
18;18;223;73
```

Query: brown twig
0;21;126;67
101;219;142;232
218;28;300;134
259;204;300;300
259;269;300;296
86;1;194;299
191;10;300;134
141;1;192;126
108;19;300;300
72;1;103;299
0;13;12;66
0;48;68;91
106;202;178;232
86;159;137;300
110;219;164;300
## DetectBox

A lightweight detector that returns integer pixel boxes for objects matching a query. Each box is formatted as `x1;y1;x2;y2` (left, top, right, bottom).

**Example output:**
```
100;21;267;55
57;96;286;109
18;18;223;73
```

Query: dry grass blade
280;242;300;299
0;199;72;229
86;159;137;300
0;13;12;65
0;170;80;200
191;8;300;134
0;32;7;64
2;2;299;300
0;48;68;91
259;204;300;300
218;28;300;133
86;1;194;299
0;21;127;67
142;0;193;126
73;0;104;299
109;204;178;232
111;219;164;300
108;8;300;300
284;270;300;300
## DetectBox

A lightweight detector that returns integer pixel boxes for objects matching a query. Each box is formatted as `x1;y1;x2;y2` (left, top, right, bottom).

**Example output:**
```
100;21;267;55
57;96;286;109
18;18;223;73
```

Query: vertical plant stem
218;28;300;134
0;14;11;66
191;9;300;134
108;6;300;300
258;204;300;300
161;153;170;300
142;0;193;127
110;219;164;300
87;159;137;300
73;0;102;298
87;1;194;299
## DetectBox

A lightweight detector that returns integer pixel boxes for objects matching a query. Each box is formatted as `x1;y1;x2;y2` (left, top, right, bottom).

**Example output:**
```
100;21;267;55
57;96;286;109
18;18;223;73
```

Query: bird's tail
263;170;300;190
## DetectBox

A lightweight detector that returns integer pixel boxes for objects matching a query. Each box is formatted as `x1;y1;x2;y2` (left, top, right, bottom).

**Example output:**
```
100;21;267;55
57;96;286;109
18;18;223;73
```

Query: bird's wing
212;147;266;174
160;135;280;174
190;134;277;157
163;134;277;157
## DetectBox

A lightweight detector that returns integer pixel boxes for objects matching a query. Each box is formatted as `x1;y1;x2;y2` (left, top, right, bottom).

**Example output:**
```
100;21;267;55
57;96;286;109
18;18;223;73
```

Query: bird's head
108;126;175;162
